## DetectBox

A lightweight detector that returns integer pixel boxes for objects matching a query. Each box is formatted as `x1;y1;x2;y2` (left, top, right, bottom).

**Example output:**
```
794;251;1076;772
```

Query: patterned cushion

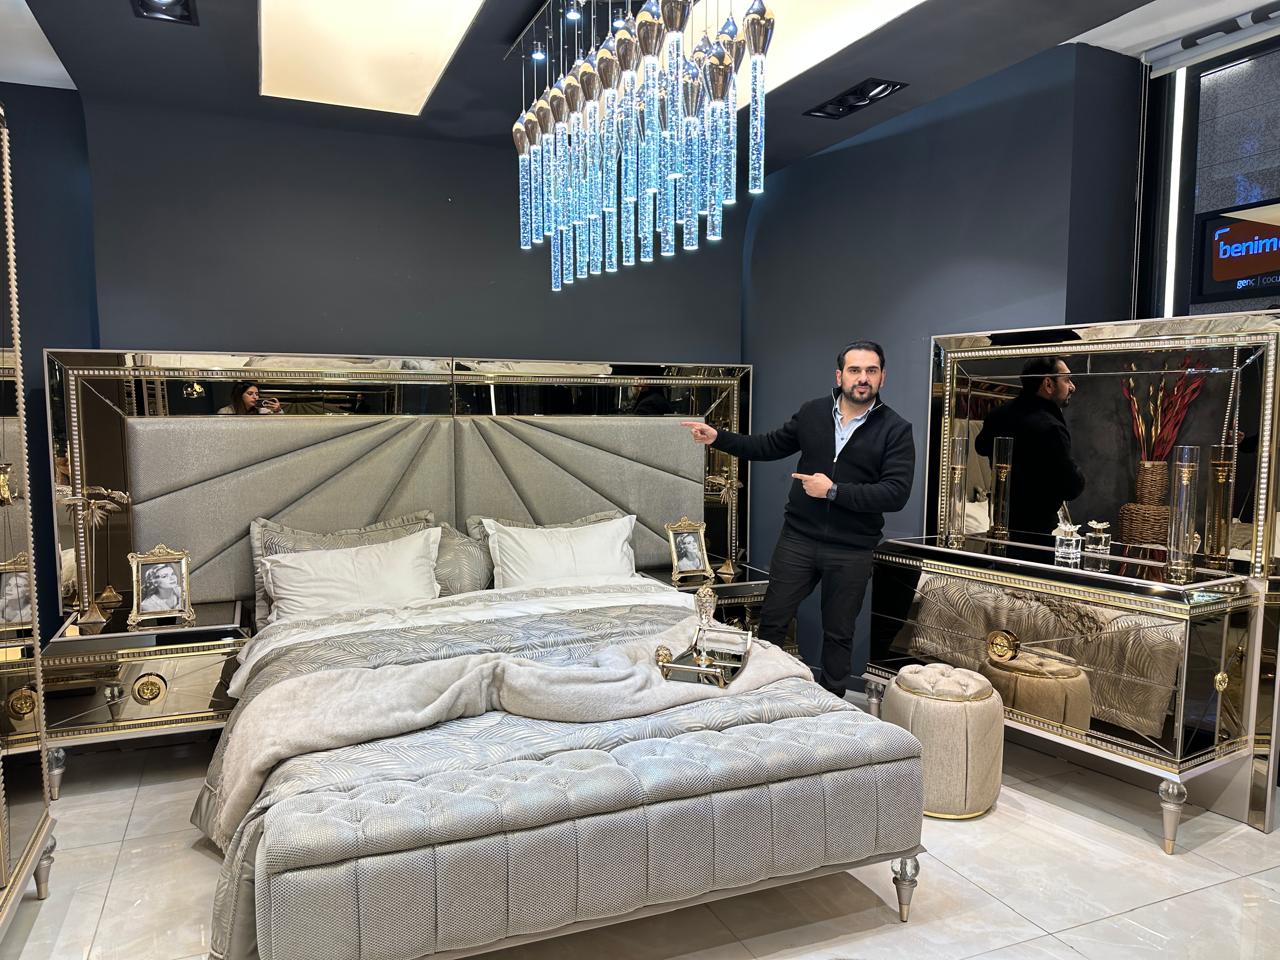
250;510;436;627
434;523;494;596
465;510;625;543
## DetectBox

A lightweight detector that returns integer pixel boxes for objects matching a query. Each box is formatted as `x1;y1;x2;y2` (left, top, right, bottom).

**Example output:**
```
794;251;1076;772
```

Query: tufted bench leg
891;856;920;921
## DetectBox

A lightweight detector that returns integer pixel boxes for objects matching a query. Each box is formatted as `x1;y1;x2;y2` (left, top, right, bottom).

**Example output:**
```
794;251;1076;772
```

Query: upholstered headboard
127;415;704;604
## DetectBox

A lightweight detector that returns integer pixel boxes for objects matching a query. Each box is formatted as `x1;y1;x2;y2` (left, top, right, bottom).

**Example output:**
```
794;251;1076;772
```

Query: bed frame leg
891;856;919;922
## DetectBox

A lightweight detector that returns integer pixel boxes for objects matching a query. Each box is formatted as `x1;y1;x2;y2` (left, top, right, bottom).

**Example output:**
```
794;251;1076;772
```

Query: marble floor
6;733;1280;960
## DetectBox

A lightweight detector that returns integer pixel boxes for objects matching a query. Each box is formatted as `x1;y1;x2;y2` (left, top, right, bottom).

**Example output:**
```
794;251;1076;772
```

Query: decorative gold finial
695;583;716;625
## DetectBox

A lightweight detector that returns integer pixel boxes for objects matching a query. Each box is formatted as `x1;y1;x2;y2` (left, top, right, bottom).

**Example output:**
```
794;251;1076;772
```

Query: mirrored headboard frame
47;351;750;615
930;310;1280;578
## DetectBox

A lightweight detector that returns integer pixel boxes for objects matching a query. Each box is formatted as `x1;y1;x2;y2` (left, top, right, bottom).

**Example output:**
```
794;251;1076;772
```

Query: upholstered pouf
883;663;1004;819
981;652;1091;731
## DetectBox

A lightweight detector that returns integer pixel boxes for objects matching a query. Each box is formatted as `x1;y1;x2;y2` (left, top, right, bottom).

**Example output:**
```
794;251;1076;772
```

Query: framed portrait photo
128;544;195;629
665;517;713;582
0;553;34;637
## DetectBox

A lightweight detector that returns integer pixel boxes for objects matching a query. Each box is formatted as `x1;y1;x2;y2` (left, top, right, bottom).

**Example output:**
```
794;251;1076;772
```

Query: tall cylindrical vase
989;436;1013;540
1203;444;1235;567
946;436;969;548
1167;445;1200;583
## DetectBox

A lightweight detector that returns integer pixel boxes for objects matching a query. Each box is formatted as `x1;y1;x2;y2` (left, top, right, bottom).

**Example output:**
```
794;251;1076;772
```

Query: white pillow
259;527;442;623
483;515;637;588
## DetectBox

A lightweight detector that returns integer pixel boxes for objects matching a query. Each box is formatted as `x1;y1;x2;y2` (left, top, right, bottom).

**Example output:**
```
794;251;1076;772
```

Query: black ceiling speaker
131;0;198;25
805;78;907;120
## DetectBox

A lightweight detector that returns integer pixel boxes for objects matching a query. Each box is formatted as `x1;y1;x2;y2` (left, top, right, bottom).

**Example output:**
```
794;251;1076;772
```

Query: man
682;341;915;697
974;355;1085;539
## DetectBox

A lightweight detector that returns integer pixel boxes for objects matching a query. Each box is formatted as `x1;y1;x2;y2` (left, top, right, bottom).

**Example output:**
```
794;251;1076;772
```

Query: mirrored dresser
866;312;1280;853
0;102;55;941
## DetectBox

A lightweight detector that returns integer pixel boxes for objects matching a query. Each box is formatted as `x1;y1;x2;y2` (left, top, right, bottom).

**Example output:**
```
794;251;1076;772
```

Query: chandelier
512;1;776;292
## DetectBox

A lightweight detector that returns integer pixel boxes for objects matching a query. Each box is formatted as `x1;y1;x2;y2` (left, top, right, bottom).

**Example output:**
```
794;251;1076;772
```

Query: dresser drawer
37;638;242;748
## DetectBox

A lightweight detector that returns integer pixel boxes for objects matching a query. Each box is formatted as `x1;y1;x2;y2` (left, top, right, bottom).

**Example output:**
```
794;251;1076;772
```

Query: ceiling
0;0;72;89
1073;0;1260;57
22;0;1151;173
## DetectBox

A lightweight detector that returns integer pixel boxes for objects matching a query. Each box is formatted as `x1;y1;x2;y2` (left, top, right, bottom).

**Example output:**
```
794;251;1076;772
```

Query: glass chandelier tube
661;169;676;256
700;101;711;217
639;189;654;262
517;151;532;250
585;98;602;275
666;34;685;181
706;99;725;241
641;56;661;195
550;224;562;291
601;86;619;272
620;73;638;204
529;143;543;242
682;114;701;250
748;54;765;194
542;129;555;237
726;74;738;205
622;198;636;266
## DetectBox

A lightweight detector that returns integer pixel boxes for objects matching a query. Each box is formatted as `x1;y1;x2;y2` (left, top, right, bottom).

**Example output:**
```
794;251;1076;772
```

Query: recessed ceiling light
805;78;907;120
131;0;197;26
733;0;927;110
531;41;547;62
566;2;583;23
260;0;485;115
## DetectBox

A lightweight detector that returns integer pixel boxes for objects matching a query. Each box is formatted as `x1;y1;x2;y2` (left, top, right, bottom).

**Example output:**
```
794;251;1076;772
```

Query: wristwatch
826;483;838;501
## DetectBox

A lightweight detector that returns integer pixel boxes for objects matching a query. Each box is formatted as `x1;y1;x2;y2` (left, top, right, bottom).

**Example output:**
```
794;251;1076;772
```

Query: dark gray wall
0;82;98;642
81;100;745;362
740;44;1142;668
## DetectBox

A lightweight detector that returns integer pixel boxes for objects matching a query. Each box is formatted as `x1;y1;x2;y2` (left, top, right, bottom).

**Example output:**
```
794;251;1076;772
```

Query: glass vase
1203;444;1235;567
946;436;969;547
989;436;1013;540
1167;445;1200;583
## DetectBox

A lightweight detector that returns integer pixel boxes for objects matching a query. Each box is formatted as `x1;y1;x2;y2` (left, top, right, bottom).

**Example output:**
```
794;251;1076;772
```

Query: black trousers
757;525;875;697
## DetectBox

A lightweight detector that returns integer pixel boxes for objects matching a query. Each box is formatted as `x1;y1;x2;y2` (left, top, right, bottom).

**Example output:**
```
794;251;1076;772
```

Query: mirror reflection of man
975;356;1085;540
681;341;915;698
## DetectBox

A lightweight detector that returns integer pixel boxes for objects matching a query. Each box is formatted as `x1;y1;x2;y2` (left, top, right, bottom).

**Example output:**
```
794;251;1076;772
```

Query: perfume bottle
1053;521;1082;563
1083;520;1112;554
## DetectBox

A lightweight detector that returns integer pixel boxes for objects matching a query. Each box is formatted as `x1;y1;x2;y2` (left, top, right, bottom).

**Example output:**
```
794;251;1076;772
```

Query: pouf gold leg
1159;780;1187;855
891;856;919;922
866;680;884;719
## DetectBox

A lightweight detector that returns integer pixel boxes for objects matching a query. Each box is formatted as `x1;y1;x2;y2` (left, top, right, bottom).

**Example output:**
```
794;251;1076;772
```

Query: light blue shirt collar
833;394;876;458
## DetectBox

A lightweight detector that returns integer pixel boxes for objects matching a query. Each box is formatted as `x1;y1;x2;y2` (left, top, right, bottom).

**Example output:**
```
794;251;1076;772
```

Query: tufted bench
882;663;1004;819
253;712;925;959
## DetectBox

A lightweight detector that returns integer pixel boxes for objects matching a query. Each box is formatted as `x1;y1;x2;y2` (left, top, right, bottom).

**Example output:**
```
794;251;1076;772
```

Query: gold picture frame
665;517;714;582
0;553;33;637
127;544;195;630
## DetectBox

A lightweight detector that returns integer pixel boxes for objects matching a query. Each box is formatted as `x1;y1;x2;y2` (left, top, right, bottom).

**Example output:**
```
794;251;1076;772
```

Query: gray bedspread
197;583;924;960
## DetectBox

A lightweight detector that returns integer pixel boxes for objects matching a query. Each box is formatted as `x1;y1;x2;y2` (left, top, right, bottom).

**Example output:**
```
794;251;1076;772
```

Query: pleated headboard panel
127;417;454;605
127;415;703;604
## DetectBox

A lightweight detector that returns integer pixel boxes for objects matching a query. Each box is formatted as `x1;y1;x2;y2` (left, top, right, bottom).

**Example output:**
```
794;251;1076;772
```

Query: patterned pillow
434;523;494;596
249;510;435;628
464;510;625;543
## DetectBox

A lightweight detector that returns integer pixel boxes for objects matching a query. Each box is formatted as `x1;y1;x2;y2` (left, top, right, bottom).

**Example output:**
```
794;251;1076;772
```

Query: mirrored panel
928;313;1280;577
46;351;751;618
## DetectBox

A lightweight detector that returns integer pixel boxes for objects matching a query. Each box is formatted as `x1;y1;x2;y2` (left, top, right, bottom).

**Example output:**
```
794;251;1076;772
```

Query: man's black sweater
974;392;1085;536
711;392;916;550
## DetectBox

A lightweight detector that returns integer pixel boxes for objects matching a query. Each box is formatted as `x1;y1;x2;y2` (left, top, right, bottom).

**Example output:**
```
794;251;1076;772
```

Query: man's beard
843;383;878;405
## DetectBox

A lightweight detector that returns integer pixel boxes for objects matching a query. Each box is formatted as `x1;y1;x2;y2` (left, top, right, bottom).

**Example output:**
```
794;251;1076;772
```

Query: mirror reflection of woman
218;382;282;415
1;572;30;625
139;563;182;613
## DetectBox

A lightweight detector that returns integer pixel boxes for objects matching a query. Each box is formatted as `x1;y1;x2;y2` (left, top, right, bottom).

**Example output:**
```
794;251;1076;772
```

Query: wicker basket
1119;460;1171;545
1135;460;1169;505
1119;502;1170;546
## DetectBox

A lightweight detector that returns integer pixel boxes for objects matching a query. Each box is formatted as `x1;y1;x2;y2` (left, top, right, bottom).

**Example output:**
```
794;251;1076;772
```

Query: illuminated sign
1195;202;1280;302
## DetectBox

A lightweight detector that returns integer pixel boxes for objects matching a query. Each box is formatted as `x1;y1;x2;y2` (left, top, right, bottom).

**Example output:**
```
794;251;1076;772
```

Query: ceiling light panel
734;0;928;110
260;0;484;115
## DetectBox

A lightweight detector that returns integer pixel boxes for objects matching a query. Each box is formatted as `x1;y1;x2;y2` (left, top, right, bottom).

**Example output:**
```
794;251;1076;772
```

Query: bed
192;576;926;960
